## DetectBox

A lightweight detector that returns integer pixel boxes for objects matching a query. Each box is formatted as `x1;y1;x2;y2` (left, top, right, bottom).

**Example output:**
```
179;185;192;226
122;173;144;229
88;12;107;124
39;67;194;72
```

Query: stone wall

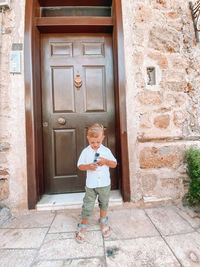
122;0;200;203
0;0;26;210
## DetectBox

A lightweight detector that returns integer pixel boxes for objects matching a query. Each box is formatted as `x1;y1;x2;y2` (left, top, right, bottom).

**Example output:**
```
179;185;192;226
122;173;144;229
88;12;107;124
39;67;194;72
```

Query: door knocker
74;74;82;89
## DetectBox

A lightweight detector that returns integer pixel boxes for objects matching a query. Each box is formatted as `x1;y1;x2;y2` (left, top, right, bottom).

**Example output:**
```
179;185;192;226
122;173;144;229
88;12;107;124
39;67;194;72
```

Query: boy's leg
97;185;111;214
100;209;110;236
97;185;111;235
100;209;107;220
76;187;97;241
81;187;97;219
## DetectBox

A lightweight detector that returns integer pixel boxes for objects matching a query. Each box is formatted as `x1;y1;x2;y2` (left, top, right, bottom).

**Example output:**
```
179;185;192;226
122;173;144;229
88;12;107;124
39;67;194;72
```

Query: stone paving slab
1;212;55;229
0;249;37;267
176;206;200;229
63;258;105;266
146;206;194;236
0;207;11;227
164;232;200;267
0;228;48;249
105;236;181;267
32;260;64;267
106;208;159;240
49;212;100;234
49;213;79;233
37;231;104;260
33;258;105;267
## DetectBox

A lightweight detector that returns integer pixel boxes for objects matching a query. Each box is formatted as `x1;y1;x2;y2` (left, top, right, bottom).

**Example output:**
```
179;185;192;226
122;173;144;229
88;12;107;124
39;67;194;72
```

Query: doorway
25;0;130;208
41;33;118;193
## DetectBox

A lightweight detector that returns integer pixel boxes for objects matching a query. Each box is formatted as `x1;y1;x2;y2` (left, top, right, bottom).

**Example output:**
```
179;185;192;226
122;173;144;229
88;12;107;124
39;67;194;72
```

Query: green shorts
81;185;111;219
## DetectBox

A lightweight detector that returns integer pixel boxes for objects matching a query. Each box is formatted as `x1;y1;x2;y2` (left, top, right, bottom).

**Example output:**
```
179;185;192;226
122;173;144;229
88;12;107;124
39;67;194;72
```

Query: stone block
160;178;184;199
168;55;188;69
133;51;144;66
168;12;179;19
154;114;170;128
0;153;7;164
149;0;180;10
163;71;186;83
137;91;163;106
160;81;187;92
135;5;152;23
0;179;9;201
140;113;152;128
149;26;181;53
173;111;187;127
139;170;184;200
141;173;158;194
149;0;167;9
0;169;9;176
154;107;171;113
0;142;10;151
135;72;146;89
139;145;185;169
148;52;168;69
132;24;146;46
165;93;187;108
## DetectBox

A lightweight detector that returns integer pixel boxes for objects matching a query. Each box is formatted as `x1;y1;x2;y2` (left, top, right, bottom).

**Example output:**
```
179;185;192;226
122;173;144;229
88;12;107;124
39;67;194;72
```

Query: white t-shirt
77;144;117;188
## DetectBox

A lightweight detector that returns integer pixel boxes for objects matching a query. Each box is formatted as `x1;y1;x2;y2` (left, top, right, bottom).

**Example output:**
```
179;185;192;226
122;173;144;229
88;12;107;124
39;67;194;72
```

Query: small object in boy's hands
94;152;100;163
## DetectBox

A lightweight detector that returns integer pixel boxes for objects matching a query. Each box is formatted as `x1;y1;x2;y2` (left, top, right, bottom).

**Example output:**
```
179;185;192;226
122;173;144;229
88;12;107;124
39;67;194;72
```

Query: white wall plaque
9;51;21;74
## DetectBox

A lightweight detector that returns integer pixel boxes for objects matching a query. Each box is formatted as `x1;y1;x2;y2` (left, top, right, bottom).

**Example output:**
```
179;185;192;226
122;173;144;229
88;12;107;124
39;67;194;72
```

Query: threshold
36;190;123;211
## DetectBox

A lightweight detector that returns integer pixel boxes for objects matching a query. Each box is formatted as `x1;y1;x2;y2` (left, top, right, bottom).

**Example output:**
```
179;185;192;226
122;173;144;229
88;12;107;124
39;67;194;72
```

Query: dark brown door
41;33;117;193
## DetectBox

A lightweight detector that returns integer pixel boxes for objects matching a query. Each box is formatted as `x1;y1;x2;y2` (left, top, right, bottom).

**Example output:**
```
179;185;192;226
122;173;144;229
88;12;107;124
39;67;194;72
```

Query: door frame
24;0;130;209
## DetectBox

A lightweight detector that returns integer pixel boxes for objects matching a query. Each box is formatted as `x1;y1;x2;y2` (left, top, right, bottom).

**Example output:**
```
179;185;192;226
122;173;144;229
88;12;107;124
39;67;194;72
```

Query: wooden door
41;34;117;193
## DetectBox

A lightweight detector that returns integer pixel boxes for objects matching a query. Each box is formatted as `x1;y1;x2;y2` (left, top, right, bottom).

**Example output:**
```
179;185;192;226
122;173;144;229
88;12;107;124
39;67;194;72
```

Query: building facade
0;0;200;211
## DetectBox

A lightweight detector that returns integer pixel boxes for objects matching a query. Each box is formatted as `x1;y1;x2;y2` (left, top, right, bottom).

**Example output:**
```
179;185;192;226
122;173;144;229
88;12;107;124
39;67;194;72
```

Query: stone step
36;190;123;211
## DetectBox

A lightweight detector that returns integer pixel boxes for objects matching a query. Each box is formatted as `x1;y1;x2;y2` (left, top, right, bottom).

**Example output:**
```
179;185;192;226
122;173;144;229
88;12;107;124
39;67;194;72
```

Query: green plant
183;146;200;206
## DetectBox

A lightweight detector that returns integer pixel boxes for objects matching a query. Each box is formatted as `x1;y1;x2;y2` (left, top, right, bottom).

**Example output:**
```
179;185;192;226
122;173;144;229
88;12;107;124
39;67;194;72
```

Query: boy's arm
78;163;98;171
97;157;117;168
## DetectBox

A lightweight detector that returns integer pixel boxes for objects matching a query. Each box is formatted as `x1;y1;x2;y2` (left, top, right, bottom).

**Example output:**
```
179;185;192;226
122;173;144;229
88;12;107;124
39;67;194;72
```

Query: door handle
58;117;66;125
43;122;48;127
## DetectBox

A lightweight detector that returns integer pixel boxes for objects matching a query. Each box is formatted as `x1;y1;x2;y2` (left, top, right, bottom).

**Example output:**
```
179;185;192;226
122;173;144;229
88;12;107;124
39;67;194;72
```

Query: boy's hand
97;157;108;166
87;163;98;170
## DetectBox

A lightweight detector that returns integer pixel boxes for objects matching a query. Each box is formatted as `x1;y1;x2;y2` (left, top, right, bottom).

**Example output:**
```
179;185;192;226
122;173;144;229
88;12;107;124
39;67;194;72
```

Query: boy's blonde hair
87;123;104;138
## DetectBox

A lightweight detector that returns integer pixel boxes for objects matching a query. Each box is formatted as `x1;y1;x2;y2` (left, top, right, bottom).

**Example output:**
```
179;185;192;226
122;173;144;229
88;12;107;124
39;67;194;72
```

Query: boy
75;123;117;243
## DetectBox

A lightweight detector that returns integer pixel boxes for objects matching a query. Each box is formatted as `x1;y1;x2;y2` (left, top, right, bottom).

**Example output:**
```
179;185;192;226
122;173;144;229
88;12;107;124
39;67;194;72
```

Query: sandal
75;223;87;243
99;216;111;238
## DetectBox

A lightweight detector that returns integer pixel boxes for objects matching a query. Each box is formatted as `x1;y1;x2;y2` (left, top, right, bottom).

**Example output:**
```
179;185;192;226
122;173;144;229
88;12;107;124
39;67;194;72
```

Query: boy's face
87;134;104;151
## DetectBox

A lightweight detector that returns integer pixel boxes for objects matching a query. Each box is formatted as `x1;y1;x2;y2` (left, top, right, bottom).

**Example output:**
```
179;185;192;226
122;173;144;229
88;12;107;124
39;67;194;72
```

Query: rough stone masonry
122;0;200;203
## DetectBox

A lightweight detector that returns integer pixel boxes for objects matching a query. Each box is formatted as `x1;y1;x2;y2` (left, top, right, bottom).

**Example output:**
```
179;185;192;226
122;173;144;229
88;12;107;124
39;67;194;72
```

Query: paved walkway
0;204;200;267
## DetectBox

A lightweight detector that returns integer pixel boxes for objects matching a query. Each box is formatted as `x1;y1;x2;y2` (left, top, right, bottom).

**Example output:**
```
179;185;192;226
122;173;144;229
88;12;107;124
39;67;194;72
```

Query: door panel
54;129;77;177
52;67;75;112
85;66;106;111
41;34;117;193
51;42;72;56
